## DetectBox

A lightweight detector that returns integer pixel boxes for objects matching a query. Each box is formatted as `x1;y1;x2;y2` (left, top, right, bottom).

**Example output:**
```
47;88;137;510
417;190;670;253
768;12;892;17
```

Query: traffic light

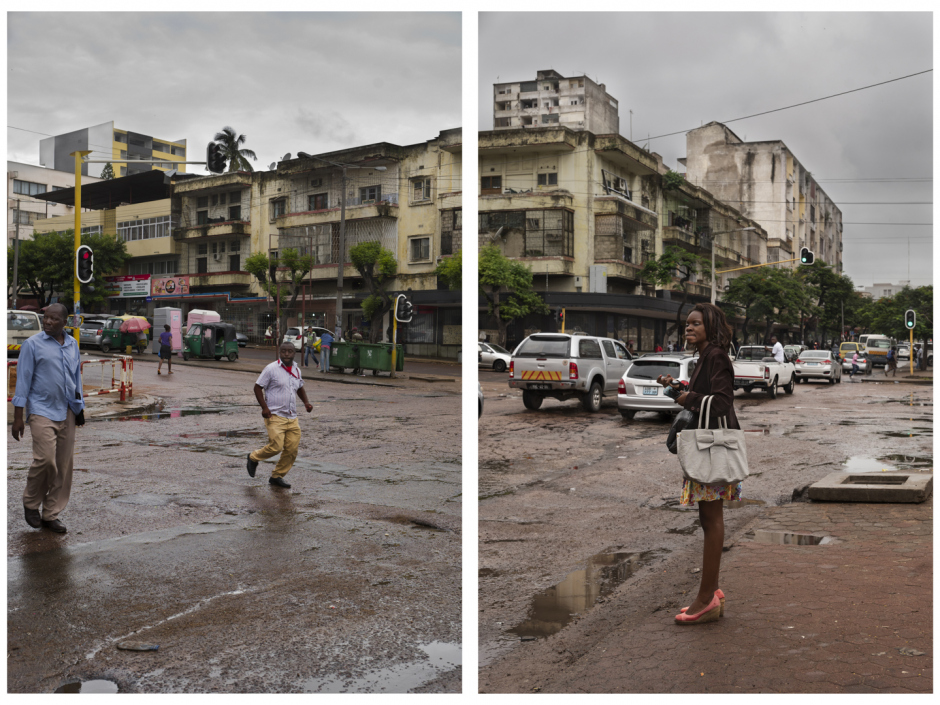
800;247;815;265
395;294;414;323
206;142;226;174
76;245;94;283
905;309;916;330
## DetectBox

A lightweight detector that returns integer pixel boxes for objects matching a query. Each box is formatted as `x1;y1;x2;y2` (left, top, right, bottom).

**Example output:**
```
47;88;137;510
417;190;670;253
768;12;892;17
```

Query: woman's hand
676;392;689;406
657;374;675;387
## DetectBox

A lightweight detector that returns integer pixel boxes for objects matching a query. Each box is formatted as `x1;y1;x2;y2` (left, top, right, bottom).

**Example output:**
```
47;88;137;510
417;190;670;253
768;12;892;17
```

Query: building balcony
594;259;644;282
479;189;575;209
298;262;362;282
187;271;254;288
767;238;793;256
593;196;658;230
668;281;711;298
173;220;250;241
172;172;254;195
511;256;574;276
276;199;399;228
662;226;704;252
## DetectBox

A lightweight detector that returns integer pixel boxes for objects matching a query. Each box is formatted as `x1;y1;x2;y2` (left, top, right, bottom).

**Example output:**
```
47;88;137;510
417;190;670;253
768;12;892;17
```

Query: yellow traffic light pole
71;150;92;343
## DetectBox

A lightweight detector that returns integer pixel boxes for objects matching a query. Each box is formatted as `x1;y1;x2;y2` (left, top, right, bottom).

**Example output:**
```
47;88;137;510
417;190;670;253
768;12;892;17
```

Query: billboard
151;276;190;297
104;274;151;298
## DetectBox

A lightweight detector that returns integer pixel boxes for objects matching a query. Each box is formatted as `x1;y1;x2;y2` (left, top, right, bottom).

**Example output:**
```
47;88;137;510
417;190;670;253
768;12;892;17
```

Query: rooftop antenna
268;162;276;170
282;153;291;161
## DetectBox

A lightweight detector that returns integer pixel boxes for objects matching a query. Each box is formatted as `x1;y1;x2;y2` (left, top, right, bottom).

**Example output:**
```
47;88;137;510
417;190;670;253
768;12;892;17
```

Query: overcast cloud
480;12;933;288
8;12;460;170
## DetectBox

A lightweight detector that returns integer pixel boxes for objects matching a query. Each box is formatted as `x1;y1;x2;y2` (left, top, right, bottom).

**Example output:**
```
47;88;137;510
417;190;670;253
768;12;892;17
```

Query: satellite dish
282;153;291;161
269;162;276;170
297;151;311;159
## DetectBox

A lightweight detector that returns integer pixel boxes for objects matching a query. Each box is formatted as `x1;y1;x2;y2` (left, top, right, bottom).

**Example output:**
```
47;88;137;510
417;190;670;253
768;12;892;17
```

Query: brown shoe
41;519;67;534
24;507;41;529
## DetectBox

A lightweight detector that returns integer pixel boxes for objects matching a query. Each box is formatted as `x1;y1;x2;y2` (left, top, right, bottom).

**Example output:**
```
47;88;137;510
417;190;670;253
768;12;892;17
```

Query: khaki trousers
23;410;76;521
249;415;301;478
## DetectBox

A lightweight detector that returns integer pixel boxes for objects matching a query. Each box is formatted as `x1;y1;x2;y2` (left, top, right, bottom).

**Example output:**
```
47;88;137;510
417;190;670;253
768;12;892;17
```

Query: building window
130;258;178;276
412;177;432;202
229;239;241;252
230;191;242;204
210;195;218;206
409;236;431;262
541;114;559;124
537;173;558;186
12;180;47;197
229;205;241;221
359;186;381;203
197;210;209;225
197;243;208;255
197;196;209;208
229;254;241;271
12;210;34;225
114;132;126;143
478;208;574;258
196;257;208;273
117;215;176;241
440;208;462;256
481;175;502;194
309;193;329;211
271;198;286;218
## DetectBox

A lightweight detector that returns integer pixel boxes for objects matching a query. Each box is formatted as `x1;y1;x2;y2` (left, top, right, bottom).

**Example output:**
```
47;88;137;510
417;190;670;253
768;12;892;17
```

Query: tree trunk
370;313;383;343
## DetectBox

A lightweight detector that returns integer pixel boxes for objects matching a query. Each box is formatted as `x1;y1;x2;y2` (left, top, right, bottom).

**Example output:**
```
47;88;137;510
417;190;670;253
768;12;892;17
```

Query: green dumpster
357;343;404;376
329;341;360;372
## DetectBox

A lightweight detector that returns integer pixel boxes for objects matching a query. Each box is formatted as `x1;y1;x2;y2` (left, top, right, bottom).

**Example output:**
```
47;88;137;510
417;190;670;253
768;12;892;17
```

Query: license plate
528;383;552;390
806;362;818;366
642;387;659;396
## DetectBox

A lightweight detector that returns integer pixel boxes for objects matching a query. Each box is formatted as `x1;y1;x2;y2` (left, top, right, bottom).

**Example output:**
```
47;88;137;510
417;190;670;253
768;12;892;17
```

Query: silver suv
617;352;698;420
508;333;633;412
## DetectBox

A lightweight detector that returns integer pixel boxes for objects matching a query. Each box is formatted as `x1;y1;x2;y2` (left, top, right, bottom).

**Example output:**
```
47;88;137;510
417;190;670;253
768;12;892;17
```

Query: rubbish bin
329;341;360;372
357;343;404;376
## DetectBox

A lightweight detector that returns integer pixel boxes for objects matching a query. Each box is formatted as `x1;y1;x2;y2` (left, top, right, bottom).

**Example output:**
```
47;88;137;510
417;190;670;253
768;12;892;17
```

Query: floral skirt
680;478;742;505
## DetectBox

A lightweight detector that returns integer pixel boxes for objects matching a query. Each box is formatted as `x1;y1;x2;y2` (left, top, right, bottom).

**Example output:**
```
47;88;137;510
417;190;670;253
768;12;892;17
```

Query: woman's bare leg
686;498;724;614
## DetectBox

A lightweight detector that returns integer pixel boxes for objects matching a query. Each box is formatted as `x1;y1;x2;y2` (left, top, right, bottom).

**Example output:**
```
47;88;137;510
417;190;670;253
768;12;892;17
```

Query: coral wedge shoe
680;588;725;617
675;592;721;625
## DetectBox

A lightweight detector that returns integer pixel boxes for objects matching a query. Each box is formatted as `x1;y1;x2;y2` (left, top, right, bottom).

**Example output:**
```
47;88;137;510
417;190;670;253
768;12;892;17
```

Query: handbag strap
697;395;714;428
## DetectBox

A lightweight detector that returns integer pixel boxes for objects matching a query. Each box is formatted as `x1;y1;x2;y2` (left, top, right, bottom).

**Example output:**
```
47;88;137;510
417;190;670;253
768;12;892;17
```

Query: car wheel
493;359;506;373
522;391;543;410
742;387;752;393
100;340;111;353
767;379;778;399
581;382;603;412
227;351;237;362
620;410;636;420
829;375;836;385
784;378;795;394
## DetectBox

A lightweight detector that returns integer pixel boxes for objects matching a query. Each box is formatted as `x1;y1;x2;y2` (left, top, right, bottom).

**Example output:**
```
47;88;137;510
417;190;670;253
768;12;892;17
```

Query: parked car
794;349;842;384
236;332;249;348
508;333;633;412
79;318;109;349
617;352;698;420
784;344;806;360
863;334;895;368
7;310;43;357
897;345;910;361
479;341;511;372
732;345;796;397
283;326;333;351
839;342;872;375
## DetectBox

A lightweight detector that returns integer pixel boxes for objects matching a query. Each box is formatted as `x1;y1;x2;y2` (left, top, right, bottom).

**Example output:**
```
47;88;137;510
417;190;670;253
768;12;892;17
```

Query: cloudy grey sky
8;12;460;170
479;12;933;289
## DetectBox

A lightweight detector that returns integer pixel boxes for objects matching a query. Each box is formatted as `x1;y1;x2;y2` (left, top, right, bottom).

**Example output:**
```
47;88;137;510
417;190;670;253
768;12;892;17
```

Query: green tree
799;261;855;343
100;162;115;180
213;126;258;173
639;245;712;346
723;271;769;344
350;240;398;343
8;230;130;311
864;286;933;369
479;244;548;348
435;249;461;290
245;248;314;342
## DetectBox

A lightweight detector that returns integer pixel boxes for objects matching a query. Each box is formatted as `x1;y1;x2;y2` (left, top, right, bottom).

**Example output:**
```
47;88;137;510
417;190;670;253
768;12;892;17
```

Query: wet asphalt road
477;369;932;679
7;364;461;693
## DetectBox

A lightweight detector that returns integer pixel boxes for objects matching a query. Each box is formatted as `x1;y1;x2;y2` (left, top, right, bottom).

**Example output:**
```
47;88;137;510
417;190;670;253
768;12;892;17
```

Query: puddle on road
724;498;767;509
177;430;265;438
666;520;700;535
54;679;119;693
302;641;461;693
878;428;932;438
746;530;834;545
880;454;933;470
93;404;232;422
508;549;669;639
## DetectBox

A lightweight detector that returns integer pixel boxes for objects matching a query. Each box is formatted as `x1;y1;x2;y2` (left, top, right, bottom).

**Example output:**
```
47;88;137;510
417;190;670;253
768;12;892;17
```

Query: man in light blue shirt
319;330;334;373
11;303;85;533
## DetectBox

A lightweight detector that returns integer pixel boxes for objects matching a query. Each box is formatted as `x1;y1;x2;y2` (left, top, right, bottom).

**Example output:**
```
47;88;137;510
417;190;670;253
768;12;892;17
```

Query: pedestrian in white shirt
771;336;785;363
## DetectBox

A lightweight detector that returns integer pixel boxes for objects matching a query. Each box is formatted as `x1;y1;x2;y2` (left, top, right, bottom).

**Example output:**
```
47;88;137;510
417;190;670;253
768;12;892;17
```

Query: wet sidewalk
858;367;932;385
481;498;932;693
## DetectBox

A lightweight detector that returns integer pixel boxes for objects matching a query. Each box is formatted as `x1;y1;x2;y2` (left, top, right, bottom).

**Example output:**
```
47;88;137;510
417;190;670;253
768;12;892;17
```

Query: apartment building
478;125;766;350
683;121;843;273
7;161;101;247
39;121;187;179
859;281;912;301
493;70;619;134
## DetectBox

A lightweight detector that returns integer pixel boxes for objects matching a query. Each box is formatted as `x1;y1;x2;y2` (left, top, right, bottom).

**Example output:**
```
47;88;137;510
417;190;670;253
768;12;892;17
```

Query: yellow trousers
249;415;301;478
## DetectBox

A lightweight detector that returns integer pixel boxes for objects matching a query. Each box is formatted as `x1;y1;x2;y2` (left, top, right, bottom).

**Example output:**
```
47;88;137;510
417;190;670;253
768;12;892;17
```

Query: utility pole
71;150;92;343
337;166;347;341
12;198;21;310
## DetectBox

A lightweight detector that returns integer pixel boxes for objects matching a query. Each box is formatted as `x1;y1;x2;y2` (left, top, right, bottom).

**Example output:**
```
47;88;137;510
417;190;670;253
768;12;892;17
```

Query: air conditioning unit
212;253;222;261
311;178;322;187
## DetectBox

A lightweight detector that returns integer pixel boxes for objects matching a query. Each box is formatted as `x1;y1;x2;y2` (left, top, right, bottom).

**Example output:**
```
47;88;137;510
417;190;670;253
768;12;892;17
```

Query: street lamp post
709;227;757;304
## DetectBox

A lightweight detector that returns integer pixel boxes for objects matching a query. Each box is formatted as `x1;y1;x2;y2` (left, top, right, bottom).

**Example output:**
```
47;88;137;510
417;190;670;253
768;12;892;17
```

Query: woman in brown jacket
658;302;741;624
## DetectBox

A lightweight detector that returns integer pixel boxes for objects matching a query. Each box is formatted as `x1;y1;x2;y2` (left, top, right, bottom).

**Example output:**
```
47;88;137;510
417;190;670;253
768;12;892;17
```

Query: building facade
859;281;912;301
7;161;101;247
39;121;186;179
493;70;619;134
683;122;843;273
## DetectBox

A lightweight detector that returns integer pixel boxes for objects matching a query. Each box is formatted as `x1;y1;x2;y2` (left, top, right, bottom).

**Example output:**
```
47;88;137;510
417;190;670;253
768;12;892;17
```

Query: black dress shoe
41;519;67;534
247;453;258;477
269;477;291;488
24;507;41;529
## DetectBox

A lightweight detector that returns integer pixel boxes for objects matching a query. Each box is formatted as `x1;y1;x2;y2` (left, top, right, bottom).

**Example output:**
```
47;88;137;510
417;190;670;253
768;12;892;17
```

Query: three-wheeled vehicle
99;315;150;353
183;322;239;362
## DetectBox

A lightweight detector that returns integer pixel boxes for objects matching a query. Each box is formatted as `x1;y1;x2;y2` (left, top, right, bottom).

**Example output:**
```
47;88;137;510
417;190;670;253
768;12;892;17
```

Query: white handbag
677;395;749;485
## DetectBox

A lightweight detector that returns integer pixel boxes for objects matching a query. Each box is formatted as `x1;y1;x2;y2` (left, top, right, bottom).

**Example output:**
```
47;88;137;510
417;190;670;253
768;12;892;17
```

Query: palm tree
213;126;258;173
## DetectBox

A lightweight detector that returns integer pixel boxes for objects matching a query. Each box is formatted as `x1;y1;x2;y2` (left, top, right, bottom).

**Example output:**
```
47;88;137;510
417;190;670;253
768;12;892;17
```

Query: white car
478;341;511;373
283;326;333;351
794;349;842;385
617;352;698;420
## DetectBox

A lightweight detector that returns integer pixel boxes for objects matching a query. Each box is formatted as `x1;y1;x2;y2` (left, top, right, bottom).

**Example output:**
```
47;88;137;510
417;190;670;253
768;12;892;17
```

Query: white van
7;310;43;357
864;334;896;368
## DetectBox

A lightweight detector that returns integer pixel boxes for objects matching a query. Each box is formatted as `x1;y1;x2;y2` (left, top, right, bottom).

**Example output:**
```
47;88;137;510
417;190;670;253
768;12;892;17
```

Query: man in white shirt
771;336;785;363
246;342;313;488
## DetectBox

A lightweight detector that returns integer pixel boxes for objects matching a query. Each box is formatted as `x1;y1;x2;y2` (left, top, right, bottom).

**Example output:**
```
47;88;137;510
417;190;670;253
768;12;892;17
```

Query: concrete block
808;471;932;503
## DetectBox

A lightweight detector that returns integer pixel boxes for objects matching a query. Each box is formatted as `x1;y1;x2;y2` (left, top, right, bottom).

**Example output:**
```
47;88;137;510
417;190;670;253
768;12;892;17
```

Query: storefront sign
151;276;191;297
104;274;151;298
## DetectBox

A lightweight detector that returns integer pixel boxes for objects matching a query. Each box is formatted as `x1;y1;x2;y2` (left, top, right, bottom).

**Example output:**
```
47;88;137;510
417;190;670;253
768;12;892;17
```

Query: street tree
100;162;115;180
864;286;933;369
213;126;258;173
479;244;548;348
723;271;769;344
435;249;461;291
8;229;130;311
639;245;711;346
799;261;855;342
350;240;398;343
245;248;314;342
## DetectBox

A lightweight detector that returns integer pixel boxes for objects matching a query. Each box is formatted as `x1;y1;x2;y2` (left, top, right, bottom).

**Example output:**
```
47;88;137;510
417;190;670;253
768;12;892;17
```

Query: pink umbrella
119;318;151;333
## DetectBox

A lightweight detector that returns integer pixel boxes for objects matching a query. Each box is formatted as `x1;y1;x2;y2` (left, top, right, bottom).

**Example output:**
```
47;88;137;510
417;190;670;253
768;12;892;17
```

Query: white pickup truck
732;345;796;398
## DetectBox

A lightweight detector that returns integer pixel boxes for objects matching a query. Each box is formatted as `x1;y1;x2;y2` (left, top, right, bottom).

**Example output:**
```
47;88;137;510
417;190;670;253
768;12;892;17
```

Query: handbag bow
695;429;739;451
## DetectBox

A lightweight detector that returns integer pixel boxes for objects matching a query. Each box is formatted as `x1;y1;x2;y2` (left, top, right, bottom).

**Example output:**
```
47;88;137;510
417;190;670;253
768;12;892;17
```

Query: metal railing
7;355;134;403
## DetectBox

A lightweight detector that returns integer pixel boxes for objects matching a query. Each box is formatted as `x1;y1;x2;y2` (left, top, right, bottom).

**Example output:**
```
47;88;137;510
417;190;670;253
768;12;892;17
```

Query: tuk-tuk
99;315;150;353
183;322;239;362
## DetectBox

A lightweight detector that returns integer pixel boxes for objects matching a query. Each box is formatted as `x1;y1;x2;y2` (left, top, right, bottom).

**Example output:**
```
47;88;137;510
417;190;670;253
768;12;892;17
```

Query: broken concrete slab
809;471;932;503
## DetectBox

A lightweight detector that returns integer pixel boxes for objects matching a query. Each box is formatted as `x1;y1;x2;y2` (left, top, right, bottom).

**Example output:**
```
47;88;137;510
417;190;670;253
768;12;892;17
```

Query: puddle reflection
54;679;119;693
